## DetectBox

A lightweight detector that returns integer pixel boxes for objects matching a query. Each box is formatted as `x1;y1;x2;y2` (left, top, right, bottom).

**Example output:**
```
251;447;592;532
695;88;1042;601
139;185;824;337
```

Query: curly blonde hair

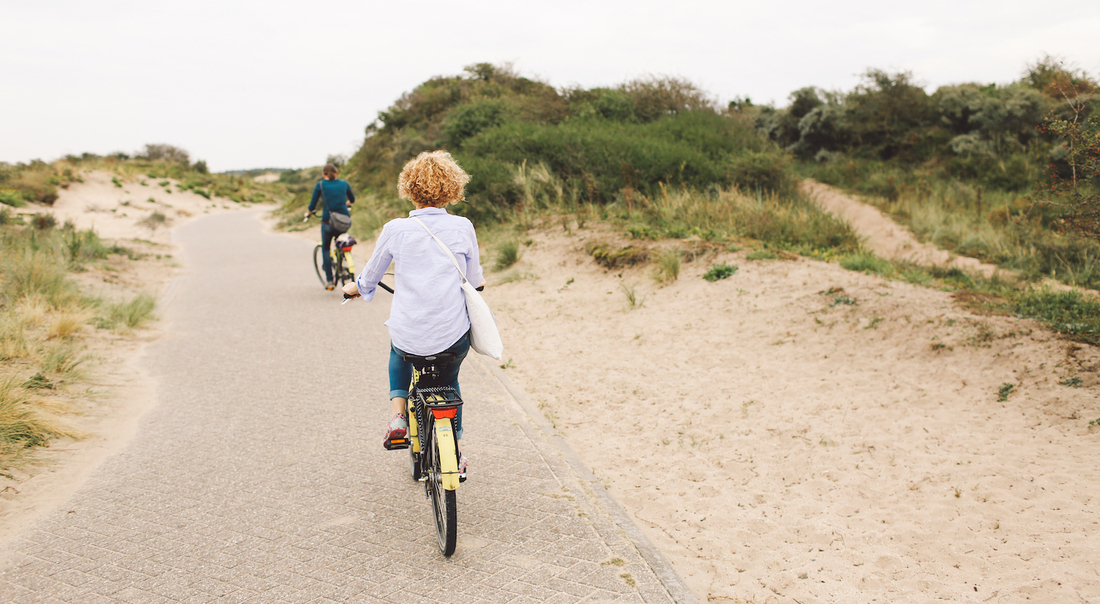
397;150;470;207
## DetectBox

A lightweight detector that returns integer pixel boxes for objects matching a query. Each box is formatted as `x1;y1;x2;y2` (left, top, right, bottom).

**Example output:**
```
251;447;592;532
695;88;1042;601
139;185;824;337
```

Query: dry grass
47;309;91;339
0;376;77;467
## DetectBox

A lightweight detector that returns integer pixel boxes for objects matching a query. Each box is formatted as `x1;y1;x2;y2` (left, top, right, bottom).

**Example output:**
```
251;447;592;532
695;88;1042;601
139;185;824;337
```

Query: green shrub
0;190;25;208
704;262;738;281
32;213;57;230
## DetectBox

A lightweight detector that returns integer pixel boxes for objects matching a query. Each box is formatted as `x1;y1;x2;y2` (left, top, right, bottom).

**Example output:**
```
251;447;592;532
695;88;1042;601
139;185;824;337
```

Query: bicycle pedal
383;437;410;450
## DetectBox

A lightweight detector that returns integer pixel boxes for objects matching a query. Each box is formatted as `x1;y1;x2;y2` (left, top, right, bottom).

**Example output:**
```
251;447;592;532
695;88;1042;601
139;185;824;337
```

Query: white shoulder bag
411;217;503;360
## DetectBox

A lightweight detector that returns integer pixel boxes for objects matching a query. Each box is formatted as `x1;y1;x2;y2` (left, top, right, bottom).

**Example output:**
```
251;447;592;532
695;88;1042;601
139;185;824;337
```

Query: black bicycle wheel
429;436;457;556
312;245;327;287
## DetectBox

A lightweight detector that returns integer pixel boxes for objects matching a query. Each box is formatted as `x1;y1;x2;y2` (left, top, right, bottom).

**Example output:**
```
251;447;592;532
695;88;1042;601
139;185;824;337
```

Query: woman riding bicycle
342;150;485;476
304;163;355;290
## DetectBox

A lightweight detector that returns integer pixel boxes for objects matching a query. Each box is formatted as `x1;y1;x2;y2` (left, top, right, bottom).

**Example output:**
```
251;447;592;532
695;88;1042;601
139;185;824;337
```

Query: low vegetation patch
704;262;738;282
1;215;159;468
586;241;649;269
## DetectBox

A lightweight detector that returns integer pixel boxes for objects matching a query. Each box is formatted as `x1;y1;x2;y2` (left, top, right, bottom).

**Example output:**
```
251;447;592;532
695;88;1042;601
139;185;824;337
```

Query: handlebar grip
378;282;395;294
475;285;484;292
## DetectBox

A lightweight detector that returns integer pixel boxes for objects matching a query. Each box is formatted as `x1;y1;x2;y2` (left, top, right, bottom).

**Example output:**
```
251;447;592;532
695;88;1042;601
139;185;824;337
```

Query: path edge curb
479;356;701;604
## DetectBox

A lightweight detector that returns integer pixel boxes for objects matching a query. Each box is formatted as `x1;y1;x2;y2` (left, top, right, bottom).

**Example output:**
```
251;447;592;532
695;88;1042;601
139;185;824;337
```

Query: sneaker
383;414;408;446
325;281;335;291
458;452;468;482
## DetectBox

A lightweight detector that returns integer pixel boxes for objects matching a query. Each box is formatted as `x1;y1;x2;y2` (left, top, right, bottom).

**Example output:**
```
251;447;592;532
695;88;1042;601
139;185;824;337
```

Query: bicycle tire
429;435;457;556
312;245;327;287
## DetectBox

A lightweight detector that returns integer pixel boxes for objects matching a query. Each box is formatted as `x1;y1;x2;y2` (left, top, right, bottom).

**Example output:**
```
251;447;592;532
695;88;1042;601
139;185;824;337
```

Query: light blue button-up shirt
355;207;484;355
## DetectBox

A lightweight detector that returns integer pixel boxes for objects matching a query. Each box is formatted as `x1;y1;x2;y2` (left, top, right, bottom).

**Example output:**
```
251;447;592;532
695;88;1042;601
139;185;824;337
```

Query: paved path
0;210;691;603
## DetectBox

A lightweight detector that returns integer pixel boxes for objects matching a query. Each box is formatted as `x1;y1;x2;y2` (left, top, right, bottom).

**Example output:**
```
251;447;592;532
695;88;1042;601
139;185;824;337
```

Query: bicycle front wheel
312;245;327;287
429;438;457;556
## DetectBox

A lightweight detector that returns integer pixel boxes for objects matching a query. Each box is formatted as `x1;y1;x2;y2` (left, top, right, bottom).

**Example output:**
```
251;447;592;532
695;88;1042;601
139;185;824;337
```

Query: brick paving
0;210;690;603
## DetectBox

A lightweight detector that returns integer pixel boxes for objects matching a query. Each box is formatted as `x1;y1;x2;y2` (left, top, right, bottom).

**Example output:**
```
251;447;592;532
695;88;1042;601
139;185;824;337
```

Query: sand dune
483;223;1100;603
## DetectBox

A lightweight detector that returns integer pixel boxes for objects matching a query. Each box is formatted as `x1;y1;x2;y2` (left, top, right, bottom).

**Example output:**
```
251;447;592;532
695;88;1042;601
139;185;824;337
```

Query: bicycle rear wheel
312;245;327;287
428;435;457;556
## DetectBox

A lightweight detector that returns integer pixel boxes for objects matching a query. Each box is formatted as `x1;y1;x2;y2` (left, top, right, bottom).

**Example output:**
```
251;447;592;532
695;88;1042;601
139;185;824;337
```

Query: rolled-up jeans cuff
389;390;409;400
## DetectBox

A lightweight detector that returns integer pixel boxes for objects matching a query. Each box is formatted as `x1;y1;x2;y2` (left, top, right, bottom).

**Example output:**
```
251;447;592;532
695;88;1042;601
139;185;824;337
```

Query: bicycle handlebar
342;281;479;300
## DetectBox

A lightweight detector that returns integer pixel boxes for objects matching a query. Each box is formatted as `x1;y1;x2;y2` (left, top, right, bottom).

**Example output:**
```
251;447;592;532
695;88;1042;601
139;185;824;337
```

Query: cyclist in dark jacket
304;163;355;289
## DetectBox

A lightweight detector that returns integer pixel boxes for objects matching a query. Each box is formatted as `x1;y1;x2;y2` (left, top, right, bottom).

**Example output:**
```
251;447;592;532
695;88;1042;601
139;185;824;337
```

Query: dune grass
653;249;682;283
493;239;523;271
94;293;157;330
0;377;74;466
1;216;159;467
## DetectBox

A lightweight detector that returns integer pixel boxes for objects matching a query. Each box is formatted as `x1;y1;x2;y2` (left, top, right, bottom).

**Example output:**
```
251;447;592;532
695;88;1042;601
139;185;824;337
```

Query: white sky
3;0;1098;172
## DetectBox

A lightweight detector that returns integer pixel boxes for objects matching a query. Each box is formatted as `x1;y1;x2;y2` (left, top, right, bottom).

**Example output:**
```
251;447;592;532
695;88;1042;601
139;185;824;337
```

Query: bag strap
318;180;327;209
410;216;468;284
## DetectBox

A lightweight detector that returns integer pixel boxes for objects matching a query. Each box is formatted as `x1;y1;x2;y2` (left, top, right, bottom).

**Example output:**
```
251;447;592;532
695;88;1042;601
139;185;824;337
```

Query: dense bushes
345;64;793;225
754;57;1097;194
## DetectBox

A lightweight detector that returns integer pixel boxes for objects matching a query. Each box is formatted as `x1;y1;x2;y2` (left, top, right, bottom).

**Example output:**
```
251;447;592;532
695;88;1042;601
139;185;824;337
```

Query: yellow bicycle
383;352;463;556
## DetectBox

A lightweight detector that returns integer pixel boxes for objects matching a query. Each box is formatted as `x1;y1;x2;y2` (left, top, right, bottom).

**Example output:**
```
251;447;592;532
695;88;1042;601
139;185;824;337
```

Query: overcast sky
3;0;1098;172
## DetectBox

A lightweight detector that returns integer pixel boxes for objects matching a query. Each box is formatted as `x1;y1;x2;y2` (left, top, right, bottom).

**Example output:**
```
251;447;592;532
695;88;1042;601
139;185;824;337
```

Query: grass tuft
96;293;157;330
494;239;522;271
840;250;894;276
653;249;681;283
0;377;75;462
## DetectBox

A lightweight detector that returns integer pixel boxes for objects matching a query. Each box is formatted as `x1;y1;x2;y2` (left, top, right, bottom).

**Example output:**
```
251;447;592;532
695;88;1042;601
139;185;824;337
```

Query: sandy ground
482;209;1100;602
0;171;261;547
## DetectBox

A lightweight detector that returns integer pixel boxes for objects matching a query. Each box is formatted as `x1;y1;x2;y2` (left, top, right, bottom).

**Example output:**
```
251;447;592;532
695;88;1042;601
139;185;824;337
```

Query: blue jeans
389;330;470;439
320;223;336;282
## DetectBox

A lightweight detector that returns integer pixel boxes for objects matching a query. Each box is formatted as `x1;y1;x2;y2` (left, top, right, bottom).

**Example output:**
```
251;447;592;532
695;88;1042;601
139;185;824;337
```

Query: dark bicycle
304;212;356;288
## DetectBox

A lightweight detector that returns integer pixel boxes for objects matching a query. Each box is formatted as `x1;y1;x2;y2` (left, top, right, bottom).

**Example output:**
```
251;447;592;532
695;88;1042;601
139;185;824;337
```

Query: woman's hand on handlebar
341;282;360;299
476;278;487;292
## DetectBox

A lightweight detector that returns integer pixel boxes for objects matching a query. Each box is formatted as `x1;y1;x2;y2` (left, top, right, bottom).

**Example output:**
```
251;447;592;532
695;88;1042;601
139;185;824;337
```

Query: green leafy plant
1060;376;1083;387
997;383;1016;401
703;262;737;282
